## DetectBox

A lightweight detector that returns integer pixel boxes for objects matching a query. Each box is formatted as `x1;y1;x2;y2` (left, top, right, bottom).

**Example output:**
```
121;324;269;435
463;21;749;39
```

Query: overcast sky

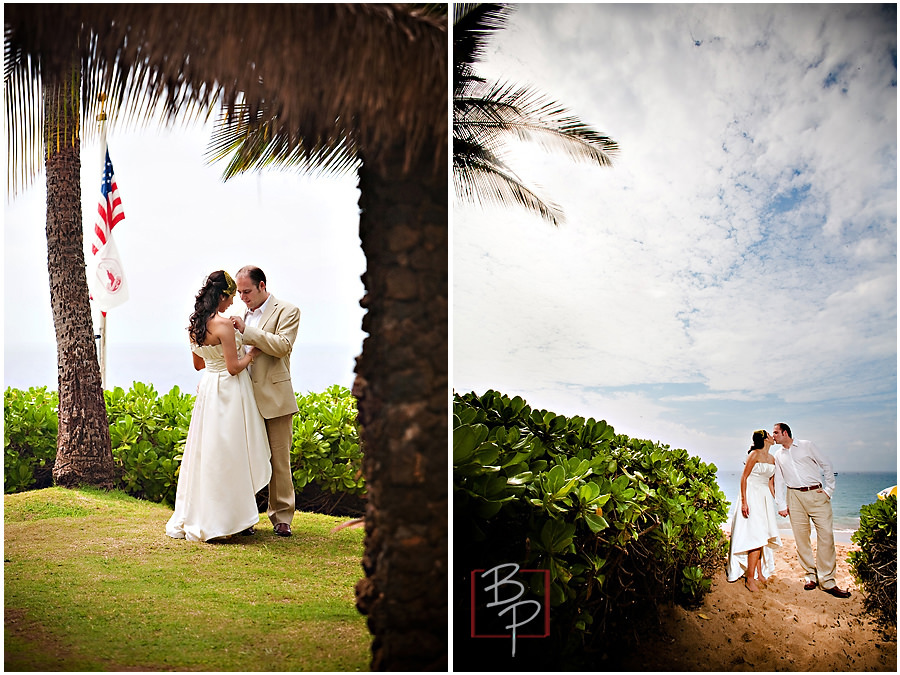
5;119;366;395
454;4;897;473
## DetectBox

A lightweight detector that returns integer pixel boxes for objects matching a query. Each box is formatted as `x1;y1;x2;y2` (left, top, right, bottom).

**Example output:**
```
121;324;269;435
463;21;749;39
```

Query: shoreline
778;525;855;545
723;523;856;545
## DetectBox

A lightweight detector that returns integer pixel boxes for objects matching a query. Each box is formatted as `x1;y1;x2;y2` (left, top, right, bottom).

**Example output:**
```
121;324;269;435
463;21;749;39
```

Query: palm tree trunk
353;146;448;671
43;66;116;489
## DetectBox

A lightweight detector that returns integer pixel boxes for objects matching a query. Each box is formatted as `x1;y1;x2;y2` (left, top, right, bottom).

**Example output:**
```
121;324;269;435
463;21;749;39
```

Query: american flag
91;149;125;255
87;136;129;312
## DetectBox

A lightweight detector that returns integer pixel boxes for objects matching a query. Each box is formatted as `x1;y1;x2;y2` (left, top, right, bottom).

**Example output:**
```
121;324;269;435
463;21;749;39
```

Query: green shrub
4;383;364;507
454;389;729;666
849;495;897;625
4;387;59;493
292;385;365;496
105;383;193;506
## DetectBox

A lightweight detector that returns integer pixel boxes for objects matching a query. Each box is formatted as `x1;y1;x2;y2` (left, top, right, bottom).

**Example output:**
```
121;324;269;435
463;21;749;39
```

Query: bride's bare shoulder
202;315;232;344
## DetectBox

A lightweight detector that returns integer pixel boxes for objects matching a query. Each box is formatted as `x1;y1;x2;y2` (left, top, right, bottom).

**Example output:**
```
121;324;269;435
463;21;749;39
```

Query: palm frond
451;4;618;226
453;3;513;41
456;80;619;167
454;137;564;226
408;4;449;18
5;37;44;195
5;4;447;196
205;104;360;180
453;4;514;93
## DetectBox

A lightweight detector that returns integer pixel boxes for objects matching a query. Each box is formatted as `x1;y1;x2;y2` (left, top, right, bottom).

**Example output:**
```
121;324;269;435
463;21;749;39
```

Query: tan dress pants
786;487;837;589
265;413;295;526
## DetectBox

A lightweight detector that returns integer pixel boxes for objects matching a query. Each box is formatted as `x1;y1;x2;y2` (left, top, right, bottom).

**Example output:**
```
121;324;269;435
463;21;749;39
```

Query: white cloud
454;4;896;472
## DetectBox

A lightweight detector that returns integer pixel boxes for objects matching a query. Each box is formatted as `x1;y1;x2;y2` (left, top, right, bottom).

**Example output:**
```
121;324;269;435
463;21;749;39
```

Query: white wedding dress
166;332;272;542
726;461;782;582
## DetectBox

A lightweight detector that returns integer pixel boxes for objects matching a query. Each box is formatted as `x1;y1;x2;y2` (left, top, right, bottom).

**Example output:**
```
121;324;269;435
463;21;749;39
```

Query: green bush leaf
583;512;609;533
453;424;489;463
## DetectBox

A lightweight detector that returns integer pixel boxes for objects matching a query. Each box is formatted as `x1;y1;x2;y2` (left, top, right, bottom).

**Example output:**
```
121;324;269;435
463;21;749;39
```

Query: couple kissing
726;424;850;598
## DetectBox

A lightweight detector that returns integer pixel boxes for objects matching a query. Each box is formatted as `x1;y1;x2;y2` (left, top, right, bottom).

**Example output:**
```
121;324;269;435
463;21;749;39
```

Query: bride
166;270;272;542
726;429;782;591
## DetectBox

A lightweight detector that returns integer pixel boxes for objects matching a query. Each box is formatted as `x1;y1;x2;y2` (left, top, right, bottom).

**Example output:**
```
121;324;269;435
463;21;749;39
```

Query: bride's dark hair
188;270;236;345
748;429;769;453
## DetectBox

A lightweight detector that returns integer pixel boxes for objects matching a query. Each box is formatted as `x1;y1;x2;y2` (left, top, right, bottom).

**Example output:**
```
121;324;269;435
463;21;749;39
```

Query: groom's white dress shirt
243;295;272;371
773;439;836;512
245;295;270;330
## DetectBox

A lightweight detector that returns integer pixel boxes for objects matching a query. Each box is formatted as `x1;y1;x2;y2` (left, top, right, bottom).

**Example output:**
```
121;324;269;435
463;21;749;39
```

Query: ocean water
718;470;897;537
4;341;360;395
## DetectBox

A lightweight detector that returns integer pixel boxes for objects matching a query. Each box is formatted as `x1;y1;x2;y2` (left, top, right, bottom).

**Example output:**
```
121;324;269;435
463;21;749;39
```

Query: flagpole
99;314;108;390
97;93;108;390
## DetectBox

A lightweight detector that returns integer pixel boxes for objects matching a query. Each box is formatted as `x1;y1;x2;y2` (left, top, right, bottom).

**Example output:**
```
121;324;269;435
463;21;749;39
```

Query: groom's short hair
776;422;792;438
237;265;267;288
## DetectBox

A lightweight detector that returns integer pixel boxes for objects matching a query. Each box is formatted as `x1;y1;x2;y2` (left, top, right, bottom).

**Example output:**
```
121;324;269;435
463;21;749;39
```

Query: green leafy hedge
849;495;897;626
4;387;59;494
454;389;729;667
4;383;363;508
105;382;194;504
293;388;364;496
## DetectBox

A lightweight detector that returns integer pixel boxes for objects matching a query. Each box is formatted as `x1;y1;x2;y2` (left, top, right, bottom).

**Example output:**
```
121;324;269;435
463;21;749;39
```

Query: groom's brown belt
788;483;822;492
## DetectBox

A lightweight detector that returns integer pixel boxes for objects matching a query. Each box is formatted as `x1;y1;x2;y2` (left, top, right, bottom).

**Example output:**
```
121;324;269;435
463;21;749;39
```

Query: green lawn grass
4;487;370;671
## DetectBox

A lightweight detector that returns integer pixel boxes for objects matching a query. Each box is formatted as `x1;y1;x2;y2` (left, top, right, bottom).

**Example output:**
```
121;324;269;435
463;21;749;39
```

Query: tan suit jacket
242;295;300;419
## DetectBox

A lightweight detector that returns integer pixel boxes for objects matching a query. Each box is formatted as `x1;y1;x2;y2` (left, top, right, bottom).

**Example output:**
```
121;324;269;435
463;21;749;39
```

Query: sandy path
618;535;897;671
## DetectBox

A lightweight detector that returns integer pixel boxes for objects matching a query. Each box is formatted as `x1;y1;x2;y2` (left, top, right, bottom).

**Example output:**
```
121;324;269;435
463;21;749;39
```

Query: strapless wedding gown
166;332;272;542
726;461;782;582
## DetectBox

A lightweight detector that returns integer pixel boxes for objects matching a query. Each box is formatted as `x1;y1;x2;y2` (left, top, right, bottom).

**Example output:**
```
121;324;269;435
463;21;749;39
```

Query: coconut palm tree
39;47;118;490
5;4;446;670
453;3;619;226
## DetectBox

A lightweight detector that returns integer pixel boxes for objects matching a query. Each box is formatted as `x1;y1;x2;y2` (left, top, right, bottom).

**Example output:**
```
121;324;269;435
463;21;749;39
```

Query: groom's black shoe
274;523;292;537
822;586;851;599
804;581;818;591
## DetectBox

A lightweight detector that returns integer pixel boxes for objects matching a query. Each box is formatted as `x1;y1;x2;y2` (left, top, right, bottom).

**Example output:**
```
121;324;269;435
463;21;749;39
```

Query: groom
772;422;850;598
232;265;300;537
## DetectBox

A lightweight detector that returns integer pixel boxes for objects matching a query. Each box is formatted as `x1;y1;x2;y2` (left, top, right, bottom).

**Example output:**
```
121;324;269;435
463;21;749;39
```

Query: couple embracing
166;266;300;543
725;424;851;598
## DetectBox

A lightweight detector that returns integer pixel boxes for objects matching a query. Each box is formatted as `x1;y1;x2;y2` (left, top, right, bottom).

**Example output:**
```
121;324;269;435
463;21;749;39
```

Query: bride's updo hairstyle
188;270;236;345
749;429;769;453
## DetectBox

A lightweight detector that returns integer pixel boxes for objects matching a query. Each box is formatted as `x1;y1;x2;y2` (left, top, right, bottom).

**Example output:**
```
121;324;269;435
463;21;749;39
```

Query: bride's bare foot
745;577;761;592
